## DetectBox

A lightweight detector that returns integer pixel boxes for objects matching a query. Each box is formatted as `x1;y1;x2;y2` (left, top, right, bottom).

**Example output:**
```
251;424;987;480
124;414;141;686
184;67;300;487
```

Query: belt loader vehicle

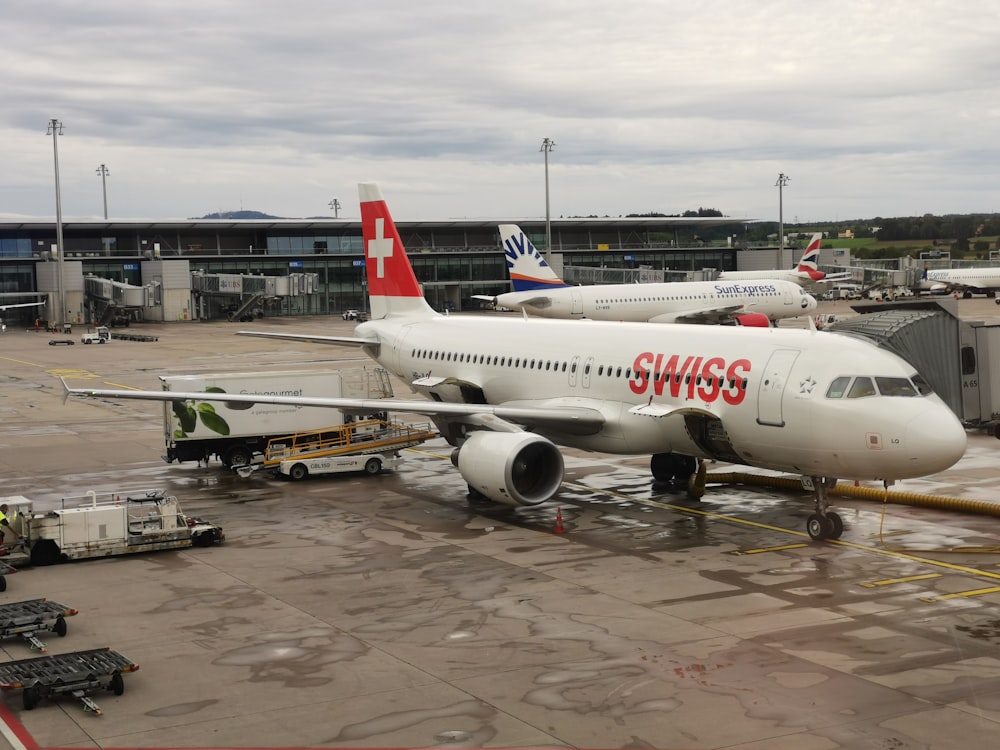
0;490;224;567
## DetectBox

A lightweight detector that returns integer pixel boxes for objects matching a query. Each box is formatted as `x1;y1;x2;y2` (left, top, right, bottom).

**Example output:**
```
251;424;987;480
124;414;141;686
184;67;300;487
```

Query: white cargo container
159;368;391;467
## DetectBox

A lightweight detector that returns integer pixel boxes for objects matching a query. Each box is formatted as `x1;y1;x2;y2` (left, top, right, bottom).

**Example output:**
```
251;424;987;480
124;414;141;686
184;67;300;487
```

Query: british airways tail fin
499;224;570;292
795;233;826;280
359;183;438;320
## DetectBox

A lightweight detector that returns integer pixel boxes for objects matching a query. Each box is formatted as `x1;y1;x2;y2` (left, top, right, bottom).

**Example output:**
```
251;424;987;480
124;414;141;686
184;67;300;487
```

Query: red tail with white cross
359;183;438;320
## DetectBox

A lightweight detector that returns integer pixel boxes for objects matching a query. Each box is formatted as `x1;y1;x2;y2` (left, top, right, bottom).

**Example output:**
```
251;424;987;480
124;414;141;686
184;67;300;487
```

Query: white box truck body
160;369;389;467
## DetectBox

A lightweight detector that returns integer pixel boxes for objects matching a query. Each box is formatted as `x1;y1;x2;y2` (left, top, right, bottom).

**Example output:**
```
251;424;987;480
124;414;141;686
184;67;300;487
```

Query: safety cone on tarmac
554;507;566;534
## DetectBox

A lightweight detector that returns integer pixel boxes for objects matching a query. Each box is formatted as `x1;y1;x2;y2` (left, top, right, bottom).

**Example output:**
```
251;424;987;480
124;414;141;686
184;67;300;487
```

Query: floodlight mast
540;137;556;253
48;118;66;327
96;164;110;220
775;172;790;255
329;198;341;218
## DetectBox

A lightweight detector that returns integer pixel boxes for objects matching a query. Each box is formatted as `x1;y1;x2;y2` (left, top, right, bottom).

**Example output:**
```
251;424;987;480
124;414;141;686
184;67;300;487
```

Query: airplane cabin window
847;376;877;399
826;376;851;398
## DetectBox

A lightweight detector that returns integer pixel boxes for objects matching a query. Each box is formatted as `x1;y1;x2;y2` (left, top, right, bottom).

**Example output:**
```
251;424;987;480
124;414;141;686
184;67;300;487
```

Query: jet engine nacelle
733;312;772;327
456;431;564;506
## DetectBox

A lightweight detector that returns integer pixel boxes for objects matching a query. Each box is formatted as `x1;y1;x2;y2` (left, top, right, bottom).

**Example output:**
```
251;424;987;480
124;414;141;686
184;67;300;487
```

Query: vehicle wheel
0;575;5;592
83;339;91;344
225;445;253;468
364;458;382;475
806;513;832;541
54;616;68;637
288;463;308;481
30;539;62;566
110;672;125;696
22;683;40;711
827;512;844;540
650;453;675;482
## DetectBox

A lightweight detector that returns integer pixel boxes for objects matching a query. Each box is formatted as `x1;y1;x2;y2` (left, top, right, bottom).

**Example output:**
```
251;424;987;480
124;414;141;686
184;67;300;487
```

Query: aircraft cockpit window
911;373;933;396
875;377;917;397
826;376;851;398
847;377;877;399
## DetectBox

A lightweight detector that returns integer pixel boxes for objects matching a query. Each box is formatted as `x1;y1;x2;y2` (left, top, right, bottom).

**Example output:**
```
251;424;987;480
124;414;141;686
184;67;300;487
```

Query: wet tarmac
1;302;1000;749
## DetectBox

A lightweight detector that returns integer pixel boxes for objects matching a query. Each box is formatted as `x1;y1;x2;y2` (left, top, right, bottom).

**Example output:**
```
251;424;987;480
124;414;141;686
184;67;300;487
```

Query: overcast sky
2;1;998;223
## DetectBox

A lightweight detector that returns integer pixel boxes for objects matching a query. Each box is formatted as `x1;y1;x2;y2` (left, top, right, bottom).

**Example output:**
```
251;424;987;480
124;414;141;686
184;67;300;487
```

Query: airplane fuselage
919;267;1000;294
356;314;965;481
493;279;815;323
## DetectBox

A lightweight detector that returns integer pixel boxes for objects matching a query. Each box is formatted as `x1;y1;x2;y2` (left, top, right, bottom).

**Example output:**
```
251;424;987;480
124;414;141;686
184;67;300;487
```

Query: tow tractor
0;491;224;567
239;418;437;480
80;325;111;344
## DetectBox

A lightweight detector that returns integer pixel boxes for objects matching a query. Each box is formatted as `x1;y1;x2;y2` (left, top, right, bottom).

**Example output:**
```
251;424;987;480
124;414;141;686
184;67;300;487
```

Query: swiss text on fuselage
629;352;751;405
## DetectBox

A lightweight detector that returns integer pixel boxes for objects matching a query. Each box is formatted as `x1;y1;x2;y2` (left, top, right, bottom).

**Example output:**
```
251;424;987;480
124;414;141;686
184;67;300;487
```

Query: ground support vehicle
160;367;393;467
0;491;224;567
244;419;437;480
0;647;138;714
0;599;78;651
80;325;111;344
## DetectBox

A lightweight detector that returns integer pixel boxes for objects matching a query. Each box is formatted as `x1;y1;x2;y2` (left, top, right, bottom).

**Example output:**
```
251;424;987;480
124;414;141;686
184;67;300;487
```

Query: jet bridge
83;275;156;326
190;271;319;321
826;298;1000;434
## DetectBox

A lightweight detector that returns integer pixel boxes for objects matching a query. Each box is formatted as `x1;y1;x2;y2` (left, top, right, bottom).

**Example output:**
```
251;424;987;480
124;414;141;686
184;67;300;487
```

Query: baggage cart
0;598;77;651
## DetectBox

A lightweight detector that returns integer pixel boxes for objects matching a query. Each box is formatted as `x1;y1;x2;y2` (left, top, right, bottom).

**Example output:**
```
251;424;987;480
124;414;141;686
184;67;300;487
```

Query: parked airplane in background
474;224;817;325
918;266;1000;298
64;184;968;542
717;233;854;288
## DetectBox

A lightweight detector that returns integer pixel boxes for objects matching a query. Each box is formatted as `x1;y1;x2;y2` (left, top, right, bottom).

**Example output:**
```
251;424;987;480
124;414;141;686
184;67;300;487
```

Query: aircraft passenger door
568;355;580;387
581;356;594;389
756;349;800;427
571;288;583;316
781;284;794;307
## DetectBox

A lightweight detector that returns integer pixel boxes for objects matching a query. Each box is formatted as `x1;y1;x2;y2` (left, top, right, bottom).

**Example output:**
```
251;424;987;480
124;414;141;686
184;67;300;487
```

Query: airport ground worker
0;504;22;546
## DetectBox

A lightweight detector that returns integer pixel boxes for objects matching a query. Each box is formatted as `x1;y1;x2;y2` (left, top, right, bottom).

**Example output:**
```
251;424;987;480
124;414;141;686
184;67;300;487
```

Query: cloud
3;0;1000;222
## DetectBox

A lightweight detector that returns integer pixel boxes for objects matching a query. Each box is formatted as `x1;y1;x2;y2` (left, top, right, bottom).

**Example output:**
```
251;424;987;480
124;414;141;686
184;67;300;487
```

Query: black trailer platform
0;647;138;714
0;560;16;591
0;599;77;651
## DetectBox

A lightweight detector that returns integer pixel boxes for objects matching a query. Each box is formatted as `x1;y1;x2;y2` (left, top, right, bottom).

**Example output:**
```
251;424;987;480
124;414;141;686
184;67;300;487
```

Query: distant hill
196;210;283;220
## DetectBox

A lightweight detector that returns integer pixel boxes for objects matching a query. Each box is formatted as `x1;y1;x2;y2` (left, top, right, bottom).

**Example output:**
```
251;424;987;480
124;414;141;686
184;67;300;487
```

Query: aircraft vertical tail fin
795;233;826;280
359;183;438;320
499;224;570;292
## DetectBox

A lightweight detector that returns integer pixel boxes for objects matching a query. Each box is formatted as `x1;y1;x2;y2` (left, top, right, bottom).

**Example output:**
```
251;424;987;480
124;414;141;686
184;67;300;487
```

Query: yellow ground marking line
859;573;942;588
733;544;809;555
560;480;1000;587
0;356;44;367
921;586;1000;603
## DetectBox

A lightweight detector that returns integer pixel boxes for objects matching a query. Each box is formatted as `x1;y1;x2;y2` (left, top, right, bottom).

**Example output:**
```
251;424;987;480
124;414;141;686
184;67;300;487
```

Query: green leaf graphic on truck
172;386;238;437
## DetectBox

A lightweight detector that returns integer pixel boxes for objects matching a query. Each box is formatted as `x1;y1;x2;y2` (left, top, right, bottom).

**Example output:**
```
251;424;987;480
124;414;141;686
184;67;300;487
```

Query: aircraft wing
0;301;44;312
237;330;380;347
60;380;606;435
650;303;744;325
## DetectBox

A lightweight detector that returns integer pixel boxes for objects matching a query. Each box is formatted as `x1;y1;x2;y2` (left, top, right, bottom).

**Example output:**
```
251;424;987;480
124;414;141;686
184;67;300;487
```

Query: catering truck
160;368;393;467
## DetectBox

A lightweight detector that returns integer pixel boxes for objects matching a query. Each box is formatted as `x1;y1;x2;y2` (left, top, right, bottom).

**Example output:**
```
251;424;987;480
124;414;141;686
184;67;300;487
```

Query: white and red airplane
476;224;817;326
717;233;854;288
63;184;968;541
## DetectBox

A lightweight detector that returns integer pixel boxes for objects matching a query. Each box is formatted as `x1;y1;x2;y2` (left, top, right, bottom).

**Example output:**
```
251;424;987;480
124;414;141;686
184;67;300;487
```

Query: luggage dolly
0;599;78;652
0;560;16;592
0;648;139;715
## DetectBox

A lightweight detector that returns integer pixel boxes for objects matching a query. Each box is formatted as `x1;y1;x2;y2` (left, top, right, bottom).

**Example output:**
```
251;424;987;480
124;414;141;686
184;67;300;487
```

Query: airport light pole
329;198;341;218
48;118;66;327
775;172;789;254
96;163;110;219
540;138;555;251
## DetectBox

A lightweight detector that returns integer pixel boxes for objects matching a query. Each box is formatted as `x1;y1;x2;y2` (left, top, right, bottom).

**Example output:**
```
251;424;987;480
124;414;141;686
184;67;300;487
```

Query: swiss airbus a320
64;184;967;541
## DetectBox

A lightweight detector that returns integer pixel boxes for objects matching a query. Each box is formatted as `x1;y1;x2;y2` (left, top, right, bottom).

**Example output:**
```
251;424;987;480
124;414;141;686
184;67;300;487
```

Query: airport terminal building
0;215;760;327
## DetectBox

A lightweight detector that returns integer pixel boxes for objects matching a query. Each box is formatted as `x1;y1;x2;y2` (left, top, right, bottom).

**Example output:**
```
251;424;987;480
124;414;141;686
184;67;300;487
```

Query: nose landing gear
803;476;844;541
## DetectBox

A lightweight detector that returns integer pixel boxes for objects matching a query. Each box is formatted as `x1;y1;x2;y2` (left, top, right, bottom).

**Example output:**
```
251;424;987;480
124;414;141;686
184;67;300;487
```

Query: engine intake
456;431;564;506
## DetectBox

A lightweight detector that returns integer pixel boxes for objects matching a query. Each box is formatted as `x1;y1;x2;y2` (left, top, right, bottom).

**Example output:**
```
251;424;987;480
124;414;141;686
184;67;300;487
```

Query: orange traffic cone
554;507;566;534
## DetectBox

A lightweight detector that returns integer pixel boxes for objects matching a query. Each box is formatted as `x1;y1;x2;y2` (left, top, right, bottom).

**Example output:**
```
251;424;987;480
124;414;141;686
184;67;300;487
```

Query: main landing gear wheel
806;476;845;541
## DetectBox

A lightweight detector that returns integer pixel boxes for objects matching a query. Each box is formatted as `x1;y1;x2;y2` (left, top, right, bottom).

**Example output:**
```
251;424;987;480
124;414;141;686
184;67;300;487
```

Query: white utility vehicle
0;490;224;566
80;326;111;344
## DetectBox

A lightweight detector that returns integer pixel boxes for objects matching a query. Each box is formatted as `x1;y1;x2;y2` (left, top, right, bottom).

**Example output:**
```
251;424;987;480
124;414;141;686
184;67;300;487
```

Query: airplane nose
903;407;967;475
